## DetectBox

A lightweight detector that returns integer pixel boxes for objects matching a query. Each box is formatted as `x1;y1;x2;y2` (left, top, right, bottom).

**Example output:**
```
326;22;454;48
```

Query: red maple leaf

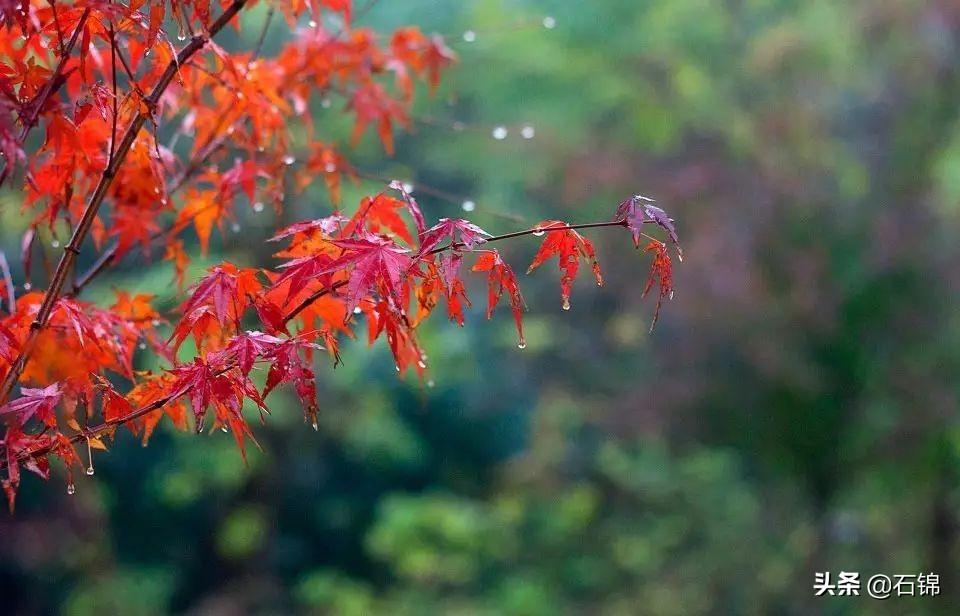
526;221;603;309
317;234;413;313
473;250;526;347
0;383;62;427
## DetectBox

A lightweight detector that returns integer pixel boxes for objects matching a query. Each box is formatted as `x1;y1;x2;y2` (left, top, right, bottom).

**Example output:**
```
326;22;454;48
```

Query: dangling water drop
231;222;241;233
311;419;319;431
324;162;337;173
520;125;535;139
427;379;435;388
561;297;571;311
177;32;187;42
23;282;31;290
492;126;508;140
253;202;265;212
395;365;401;372
462;200;476;212
308;19;318;28
517;338;527;349
221;426;228;433
66;483;76;495
417;360;427;369
283;155;296;165
138;342;147;350
353;306;362;314
669;289;675;300
543;16;557;29
402;182;415;193
86;466;95;476
462;30;476;43
532;226;544;237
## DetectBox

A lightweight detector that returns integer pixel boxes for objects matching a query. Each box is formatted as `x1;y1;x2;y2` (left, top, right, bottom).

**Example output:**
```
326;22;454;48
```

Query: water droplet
492;126;508;140
353;306;362;314
417;360;427;369
395;365;401;372
85;466;95;476
517;338;527;349
138;342;147;350
253;202;265;212
221;426;229;433
543;16;556;29
308;19;318;28
23;282;31;291
145;49;152;57
669;289;675;300
151;319;161;327
227;126;235;135
324;162;337;173
427;379;435;388
283;155;296;165
462;30;476;43
562;297;571;311
231;222;241;233
532;227;544;237
311;420;319;431
462;200;476;212
402;182;415;193
66;483;76;495
321;98;332;108
521;125;535;139
177;33;187;42
51;239;60;248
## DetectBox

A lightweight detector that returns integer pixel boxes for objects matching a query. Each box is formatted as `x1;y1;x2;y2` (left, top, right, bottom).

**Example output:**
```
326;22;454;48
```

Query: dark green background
2;1;960;613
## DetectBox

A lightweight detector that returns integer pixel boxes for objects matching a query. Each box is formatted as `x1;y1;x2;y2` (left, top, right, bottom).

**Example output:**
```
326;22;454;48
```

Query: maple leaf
344;193;416;244
418;217;490;255
0;323;19;365
316;235;413;313
262;338;319;427
615;194;682;258
526;221;603;309
643;241;674;332
0;383;62;427
472;251;526;347
172;263;262;351
347;82;409;155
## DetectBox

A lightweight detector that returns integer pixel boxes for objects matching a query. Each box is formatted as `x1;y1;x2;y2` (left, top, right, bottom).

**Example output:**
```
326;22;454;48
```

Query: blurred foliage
3;0;960;614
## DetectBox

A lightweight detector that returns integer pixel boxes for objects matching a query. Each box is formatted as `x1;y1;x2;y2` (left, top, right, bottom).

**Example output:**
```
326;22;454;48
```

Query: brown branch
0;0;251;406
2;216;640;469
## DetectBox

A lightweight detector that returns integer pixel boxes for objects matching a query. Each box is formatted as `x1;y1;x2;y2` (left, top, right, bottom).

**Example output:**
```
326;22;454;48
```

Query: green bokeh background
3;0;960;613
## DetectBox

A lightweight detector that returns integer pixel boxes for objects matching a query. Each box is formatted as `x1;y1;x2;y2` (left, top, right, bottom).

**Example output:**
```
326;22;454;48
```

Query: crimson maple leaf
0;383;62;427
615;195;681;258
526;221;603;309
643;241;674;332
418;217;490;255
473;250;526;347
315;234;413;313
